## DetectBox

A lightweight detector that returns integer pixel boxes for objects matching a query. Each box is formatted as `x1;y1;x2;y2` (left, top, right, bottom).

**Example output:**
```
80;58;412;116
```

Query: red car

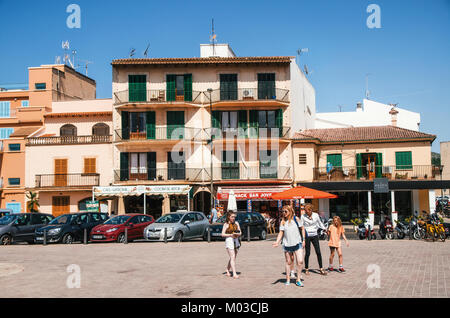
90;214;154;243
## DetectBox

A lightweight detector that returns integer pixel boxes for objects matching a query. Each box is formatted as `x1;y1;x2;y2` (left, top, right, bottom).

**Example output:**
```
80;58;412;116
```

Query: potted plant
26;191;40;213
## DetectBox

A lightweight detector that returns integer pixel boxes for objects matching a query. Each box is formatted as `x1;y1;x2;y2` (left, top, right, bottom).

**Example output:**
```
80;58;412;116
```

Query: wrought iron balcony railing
312;165;443;181
206;88;290;103
114;89;205;105
114;127;204;141
35;173;100;188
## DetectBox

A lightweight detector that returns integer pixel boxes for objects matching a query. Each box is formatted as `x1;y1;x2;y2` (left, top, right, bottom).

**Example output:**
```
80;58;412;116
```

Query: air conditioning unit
242;89;254;99
382;166;392;174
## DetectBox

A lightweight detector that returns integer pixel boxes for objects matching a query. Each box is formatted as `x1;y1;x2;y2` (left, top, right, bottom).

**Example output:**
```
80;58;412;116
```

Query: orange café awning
271;186;338;200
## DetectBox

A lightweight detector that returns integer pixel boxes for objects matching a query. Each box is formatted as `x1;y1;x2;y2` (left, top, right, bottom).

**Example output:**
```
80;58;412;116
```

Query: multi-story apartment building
25;99;113;216
105;44;315;216
292;125;450;224
0;64;96;212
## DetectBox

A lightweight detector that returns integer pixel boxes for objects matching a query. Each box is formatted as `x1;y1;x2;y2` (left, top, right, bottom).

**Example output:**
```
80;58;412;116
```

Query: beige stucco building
25;99;113;216
0;64;97;213
106;44;316;217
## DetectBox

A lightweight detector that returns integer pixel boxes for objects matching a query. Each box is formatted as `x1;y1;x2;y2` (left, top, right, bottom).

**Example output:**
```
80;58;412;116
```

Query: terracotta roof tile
112;56;293;65
293;126;436;143
9;126;41;137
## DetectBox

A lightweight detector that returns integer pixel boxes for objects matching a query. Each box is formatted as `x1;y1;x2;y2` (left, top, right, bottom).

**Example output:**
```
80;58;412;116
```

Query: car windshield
104;215;131;225
0;215;18;225
216;213;246;223
156;214;182;223
49;214;75;225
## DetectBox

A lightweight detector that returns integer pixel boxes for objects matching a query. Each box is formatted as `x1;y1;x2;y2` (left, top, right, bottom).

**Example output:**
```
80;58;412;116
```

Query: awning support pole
144;193;147;215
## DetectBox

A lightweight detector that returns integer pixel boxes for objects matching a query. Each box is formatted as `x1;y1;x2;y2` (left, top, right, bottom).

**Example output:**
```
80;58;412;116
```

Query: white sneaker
290;270;296;279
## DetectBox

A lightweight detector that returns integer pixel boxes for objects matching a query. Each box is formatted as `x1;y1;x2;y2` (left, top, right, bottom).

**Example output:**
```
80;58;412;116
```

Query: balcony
207;88;289;103
114;165;292;183
27;135;112;146
205;126;291;140
114;89;205;105
115;127;204;142
312;165;442;182
35;173;100;188
206;165;292;181
114;168;205;183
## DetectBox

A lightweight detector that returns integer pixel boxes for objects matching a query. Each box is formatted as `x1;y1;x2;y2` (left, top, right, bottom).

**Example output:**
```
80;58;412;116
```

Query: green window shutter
147;152;156;180
258;73;275;99
275;108;283;137
327;154;342;168
220;74;237;100
356;153;362;179
211;111;221;140
146;111;155;139
167;111;184;140
120;152;129;181
128;75;146;102
121;111;129;140
249;110;259;138
184;74;192;101
396;151;412;170
376;153;383;178
166;75;176;101
238;110;247;138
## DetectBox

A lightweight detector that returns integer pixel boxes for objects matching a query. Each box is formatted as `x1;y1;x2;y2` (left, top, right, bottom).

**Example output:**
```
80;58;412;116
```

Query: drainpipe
290;140;296;187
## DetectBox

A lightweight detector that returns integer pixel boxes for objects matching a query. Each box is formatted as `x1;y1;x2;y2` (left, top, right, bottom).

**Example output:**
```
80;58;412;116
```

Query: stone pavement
0;239;448;298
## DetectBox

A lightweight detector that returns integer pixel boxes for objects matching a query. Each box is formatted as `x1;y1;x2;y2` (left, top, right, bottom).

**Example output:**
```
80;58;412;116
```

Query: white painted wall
200;44;236;57
315;99;420;131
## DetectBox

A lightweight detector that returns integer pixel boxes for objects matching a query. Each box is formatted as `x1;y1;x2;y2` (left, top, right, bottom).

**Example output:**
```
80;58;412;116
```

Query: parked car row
0;211;268;245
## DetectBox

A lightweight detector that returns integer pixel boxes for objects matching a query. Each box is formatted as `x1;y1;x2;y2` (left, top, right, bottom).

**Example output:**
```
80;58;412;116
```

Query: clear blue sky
1;0;449;152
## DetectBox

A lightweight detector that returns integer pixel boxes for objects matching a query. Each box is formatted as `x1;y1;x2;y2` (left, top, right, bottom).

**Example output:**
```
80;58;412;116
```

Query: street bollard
164;228;168;243
207;227;211;243
124;227;128;244
247;225;250;242
43;230;47;246
83;228;87;245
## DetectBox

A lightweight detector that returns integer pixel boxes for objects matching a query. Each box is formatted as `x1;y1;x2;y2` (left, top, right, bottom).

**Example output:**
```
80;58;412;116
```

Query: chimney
389;107;399;126
356;102;363;112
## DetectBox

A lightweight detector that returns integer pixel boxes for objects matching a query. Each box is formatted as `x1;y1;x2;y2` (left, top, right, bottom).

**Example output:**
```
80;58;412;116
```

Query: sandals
295;280;304;287
319;268;328;276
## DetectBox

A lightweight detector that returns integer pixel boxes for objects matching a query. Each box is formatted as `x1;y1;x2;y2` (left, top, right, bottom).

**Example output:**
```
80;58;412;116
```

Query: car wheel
174;231;183;242
259;229;267;240
62;233;74;244
0;234;12;245
117;233;126;243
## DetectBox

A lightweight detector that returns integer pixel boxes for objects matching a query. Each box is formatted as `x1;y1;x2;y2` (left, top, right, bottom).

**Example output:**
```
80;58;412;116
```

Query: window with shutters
326;154;342;168
257;73;275;100
0;101;11;118
128;75;146;102
168;151;185;180
84;158;96;175
92;123;110;136
52;196;70;217
222;150;239;179
220;74;237;100
395;151;412;170
60;124;77;136
166;74;192;102
299;154;307;165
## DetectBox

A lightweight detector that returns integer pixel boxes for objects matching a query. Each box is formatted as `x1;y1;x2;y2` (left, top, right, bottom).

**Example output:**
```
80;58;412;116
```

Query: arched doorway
194;191;211;215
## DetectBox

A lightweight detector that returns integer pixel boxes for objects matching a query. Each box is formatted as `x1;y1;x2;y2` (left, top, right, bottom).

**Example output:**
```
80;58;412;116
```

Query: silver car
144;211;209;242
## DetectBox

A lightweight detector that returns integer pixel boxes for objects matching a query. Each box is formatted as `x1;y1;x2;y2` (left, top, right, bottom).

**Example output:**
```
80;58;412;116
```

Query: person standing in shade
301;203;328;275
273;205;306;287
222;211;241;279
210;207;218;223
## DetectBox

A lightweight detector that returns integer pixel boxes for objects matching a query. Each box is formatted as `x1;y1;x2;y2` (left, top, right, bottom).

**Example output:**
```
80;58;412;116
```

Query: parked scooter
379;216;394;240
358;218;376;240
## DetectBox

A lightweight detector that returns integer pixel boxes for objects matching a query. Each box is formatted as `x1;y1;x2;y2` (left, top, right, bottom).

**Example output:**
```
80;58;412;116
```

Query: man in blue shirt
210;207;218;223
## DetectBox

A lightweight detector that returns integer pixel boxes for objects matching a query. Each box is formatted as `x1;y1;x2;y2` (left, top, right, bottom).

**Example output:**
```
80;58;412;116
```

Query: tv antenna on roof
129;48;136;58
61;40;74;68
210;18;217;56
296;47;308;66
143;44;150;58
76;59;93;76
365;73;371;99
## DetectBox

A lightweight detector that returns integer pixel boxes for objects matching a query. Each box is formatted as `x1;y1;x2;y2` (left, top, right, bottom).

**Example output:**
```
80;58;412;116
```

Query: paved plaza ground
0;238;449;298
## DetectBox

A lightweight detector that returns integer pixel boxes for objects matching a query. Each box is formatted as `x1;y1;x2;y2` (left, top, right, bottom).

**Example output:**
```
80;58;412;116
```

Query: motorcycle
357;219;376;240
379;217;394;240
395;220;409;239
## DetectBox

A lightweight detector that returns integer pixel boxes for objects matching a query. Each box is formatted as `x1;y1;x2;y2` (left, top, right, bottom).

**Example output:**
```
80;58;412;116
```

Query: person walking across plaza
221;211;241;279
327;216;349;272
273;205;306;287
302;203;328;275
